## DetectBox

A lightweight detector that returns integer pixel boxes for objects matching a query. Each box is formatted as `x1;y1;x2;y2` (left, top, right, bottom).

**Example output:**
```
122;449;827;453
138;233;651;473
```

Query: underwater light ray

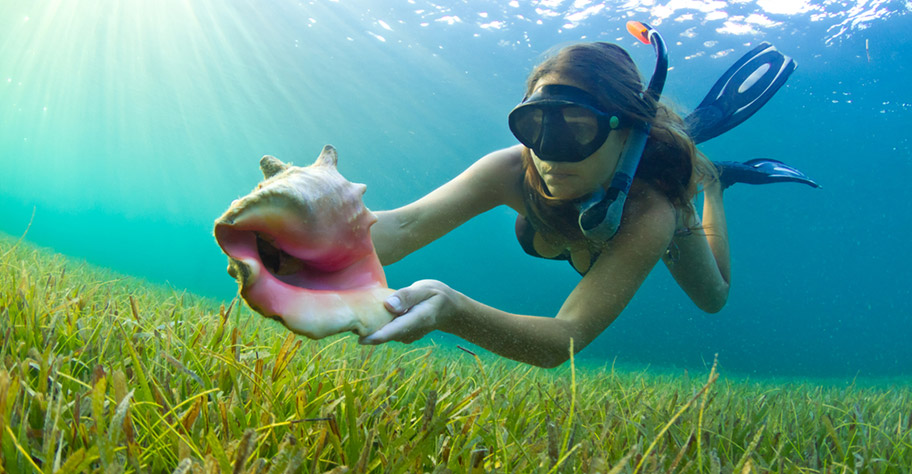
1;0;125;203
145;0;237;204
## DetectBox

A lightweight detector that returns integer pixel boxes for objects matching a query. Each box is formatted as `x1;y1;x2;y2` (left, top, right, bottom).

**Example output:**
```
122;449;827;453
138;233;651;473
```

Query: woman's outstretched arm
371;146;525;265
363;185;677;368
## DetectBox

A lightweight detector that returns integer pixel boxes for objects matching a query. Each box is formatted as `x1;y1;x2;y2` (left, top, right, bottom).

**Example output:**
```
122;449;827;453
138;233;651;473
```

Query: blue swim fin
715;159;820;189
686;43;797;144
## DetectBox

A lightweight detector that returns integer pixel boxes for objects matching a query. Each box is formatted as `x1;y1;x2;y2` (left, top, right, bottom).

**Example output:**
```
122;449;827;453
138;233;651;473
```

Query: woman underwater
360;23;817;368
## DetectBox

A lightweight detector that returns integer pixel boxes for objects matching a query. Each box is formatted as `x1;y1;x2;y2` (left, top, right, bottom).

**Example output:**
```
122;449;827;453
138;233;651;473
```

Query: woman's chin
544;181;586;200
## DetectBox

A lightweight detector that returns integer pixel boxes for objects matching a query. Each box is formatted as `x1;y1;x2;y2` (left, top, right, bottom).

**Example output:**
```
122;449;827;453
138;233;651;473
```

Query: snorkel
577;21;668;241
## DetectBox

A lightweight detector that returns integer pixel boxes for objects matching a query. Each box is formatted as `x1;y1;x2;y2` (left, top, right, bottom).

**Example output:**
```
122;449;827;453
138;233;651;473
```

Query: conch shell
214;145;394;339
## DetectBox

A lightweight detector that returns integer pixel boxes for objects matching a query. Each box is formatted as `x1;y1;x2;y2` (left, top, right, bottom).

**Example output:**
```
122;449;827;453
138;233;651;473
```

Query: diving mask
508;84;625;163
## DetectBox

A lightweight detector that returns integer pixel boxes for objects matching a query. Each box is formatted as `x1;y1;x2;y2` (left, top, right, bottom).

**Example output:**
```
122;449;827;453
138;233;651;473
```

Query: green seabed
1;231;910;472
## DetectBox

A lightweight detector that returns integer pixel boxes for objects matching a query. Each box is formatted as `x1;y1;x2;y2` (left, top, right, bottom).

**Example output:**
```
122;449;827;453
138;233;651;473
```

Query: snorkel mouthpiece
578;21;668;241
578;127;648;240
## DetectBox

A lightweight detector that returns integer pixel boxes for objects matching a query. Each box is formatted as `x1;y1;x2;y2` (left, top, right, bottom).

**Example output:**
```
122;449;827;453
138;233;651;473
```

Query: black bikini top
514;212;600;275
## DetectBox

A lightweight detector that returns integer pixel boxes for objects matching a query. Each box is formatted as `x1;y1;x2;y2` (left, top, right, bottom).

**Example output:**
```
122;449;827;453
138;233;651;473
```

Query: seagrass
1;232;910;473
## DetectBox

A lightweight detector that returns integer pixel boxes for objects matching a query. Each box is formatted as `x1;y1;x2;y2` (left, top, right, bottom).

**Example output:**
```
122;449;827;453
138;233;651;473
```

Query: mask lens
561;107;600;145
511;105;600;150
511;107;543;147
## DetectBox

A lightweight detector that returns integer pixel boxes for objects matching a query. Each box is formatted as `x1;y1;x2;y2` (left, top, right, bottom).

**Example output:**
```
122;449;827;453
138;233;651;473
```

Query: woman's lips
544;171;575;179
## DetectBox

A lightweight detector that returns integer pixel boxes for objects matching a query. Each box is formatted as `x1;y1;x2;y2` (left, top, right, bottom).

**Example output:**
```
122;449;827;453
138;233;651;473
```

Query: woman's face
529;75;630;200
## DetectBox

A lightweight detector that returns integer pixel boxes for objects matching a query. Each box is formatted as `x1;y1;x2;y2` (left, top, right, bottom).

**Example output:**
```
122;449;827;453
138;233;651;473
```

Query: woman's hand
359;280;461;345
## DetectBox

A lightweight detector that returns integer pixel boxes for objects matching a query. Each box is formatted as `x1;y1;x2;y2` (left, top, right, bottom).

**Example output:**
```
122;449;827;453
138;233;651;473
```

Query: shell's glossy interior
214;223;385;292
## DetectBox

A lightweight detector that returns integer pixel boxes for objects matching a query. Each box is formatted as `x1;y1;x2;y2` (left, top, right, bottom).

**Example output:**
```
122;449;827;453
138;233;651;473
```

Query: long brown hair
521;42;715;244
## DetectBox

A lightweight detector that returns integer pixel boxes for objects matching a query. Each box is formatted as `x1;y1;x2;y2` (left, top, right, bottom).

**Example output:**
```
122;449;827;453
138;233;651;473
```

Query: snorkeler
360;22;818;368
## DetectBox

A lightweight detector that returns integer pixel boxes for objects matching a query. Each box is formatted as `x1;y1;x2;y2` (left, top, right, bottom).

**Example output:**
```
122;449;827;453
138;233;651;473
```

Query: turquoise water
2;0;910;379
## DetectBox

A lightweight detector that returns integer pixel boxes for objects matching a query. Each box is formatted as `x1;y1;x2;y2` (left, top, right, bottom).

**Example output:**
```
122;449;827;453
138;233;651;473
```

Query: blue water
2;0;910;379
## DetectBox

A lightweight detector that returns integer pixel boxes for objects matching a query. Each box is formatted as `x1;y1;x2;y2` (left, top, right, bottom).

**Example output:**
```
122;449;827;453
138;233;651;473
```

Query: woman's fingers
384;279;438;314
359;312;415;344
360;280;444;345
360;303;433;344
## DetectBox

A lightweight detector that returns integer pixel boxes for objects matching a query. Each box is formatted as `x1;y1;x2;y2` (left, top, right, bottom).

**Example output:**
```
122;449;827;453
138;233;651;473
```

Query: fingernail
386;295;402;312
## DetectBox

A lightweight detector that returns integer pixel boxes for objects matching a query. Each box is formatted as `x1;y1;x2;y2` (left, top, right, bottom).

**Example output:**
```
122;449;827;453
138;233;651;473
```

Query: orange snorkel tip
626;21;651;45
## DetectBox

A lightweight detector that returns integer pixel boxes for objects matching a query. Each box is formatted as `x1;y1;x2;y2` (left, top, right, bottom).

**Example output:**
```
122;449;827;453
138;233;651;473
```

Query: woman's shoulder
463;145;525;210
622;179;678;236
476;145;524;174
